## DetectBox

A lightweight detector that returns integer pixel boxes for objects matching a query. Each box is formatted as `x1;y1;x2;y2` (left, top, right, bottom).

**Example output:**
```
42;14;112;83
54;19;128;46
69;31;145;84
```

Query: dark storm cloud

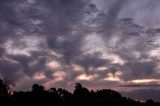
74;53;108;72
121;61;157;80
9;53;47;76
0;57;23;82
0;47;5;57
104;0;128;26
38;0;88;35
119;0;160;28
0;0;18;41
47;34;84;63
0;0;89;38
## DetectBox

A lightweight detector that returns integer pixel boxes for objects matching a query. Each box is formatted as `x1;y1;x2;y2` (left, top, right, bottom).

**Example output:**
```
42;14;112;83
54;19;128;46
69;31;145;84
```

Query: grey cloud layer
121;89;160;101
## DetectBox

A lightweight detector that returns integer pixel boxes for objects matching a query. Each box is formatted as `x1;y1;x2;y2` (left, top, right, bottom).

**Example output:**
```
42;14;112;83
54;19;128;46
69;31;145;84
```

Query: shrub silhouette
0;79;159;106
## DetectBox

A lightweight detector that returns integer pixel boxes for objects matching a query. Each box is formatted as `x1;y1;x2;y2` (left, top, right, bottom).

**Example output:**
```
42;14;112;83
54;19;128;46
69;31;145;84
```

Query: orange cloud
76;74;98;81
46;61;61;69
129;79;160;84
103;71;122;82
33;72;46;80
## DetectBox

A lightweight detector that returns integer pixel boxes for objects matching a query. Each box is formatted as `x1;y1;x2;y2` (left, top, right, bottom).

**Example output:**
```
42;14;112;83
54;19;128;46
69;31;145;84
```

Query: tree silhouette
32;84;45;93
0;79;8;96
0;79;159;106
73;83;90;103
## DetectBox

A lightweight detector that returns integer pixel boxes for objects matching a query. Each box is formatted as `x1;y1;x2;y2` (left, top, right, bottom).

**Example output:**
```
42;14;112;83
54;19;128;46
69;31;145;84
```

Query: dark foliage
0;80;159;106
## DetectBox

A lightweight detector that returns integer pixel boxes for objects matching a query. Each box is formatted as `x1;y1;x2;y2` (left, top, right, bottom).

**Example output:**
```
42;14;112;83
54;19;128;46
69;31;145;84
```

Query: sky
0;0;160;101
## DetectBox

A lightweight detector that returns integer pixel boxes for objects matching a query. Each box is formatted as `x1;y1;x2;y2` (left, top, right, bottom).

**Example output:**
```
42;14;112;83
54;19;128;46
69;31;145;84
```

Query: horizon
3;80;160;102
1;81;159;106
0;0;160;102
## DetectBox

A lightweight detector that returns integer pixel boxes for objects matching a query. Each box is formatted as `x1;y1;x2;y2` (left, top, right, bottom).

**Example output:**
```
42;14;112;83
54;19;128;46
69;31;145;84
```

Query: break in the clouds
0;0;160;101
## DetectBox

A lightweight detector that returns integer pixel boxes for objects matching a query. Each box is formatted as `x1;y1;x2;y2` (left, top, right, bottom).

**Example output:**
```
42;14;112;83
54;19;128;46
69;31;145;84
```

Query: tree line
0;79;159;106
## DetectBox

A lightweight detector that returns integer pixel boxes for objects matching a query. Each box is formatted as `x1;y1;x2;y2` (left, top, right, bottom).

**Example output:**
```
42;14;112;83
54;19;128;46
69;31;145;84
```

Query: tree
32;84;45;93
0;79;8;96
73;83;90;104
146;99;155;106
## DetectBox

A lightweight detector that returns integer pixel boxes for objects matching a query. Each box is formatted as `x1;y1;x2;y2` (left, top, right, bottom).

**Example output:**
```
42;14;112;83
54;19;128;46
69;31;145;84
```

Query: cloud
119;0;160;28
121;89;160;101
74;53;108;72
119;84;160;88
120;61;157;80
104;0;128;26
0;56;23;82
